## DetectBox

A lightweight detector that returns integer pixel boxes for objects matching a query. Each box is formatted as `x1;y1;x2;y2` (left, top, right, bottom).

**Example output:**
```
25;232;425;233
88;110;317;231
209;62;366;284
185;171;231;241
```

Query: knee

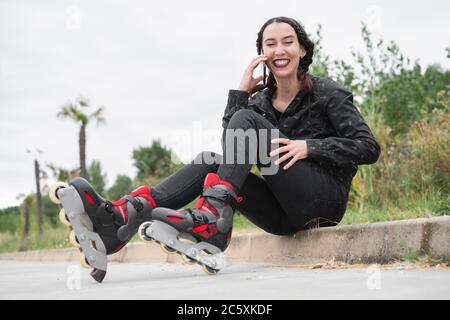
228;109;259;128
190;151;222;167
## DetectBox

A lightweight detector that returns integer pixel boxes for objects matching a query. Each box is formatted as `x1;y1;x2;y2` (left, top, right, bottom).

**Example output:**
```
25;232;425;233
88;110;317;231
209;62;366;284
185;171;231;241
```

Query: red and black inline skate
138;172;243;275
49;177;156;282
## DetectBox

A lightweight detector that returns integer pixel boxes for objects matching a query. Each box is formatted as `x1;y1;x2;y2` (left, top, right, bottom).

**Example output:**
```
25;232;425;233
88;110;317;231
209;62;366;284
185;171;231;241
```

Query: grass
340;204;447;226
0;227;71;254
401;246;449;266
233;214;261;232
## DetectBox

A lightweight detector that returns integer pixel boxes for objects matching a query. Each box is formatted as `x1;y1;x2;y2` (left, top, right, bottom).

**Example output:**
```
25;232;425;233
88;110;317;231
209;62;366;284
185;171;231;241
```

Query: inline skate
49;177;156;282
138;172;243;275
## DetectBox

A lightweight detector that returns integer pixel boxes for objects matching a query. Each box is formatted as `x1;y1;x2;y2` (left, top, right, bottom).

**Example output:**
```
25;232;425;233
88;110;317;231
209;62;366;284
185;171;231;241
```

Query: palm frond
90;106;106;126
90;106;105;118
95;117;107;127
57;107;71;119
76;95;90;107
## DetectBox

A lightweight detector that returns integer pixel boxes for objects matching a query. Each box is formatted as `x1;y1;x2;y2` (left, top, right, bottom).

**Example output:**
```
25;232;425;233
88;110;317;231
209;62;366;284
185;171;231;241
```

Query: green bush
0;206;22;233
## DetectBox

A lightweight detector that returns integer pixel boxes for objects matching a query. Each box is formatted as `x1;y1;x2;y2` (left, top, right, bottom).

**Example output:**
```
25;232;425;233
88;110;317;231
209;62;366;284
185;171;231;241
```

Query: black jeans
150;109;348;235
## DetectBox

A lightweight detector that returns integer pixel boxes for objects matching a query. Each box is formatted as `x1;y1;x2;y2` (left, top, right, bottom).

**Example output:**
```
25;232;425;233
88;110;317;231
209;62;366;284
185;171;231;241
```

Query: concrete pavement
0;261;449;300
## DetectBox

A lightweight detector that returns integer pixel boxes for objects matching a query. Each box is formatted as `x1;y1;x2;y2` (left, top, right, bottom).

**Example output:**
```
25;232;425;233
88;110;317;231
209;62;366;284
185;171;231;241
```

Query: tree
34;160;43;234
106;174;133;201
309;24;330;78
132;139;180;181
88;160;107;195
41;194;60;227
26;148;47;235
350;23;450;135
21;195;34;240
46;163;70;182
57;96;106;179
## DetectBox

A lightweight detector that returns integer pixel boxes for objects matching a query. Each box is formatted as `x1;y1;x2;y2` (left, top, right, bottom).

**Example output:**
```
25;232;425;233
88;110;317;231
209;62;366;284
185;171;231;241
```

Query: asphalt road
0;260;449;300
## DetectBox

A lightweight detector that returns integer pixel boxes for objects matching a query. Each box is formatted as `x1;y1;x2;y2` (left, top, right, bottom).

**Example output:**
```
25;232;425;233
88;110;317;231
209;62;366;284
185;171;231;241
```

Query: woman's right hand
238;54;268;93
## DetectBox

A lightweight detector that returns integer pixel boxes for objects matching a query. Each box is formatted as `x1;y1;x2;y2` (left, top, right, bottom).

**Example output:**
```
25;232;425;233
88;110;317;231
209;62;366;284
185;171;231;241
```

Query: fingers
282;155;299;170
274;152;300;170
254;75;264;83
269;145;289;157
240;55;268;92
271;138;291;145
274;151;295;166
270;138;302;170
248;55;268;72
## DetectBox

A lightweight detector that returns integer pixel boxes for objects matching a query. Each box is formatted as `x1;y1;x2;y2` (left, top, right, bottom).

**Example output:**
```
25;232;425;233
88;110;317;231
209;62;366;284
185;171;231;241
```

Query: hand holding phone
238;54;268;93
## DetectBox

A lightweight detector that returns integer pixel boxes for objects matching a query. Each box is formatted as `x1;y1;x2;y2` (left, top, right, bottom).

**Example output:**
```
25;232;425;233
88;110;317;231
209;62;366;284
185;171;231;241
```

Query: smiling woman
148;17;380;255
50;16;381;281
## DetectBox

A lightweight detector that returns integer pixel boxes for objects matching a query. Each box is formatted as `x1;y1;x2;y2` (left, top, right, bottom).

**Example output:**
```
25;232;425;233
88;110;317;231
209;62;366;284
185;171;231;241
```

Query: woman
146;16;380;249
58;17;380;277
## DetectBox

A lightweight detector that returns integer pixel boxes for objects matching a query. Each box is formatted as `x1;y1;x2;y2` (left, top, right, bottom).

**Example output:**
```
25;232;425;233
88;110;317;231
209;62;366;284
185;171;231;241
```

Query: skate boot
49;177;156;282
138;172;243;275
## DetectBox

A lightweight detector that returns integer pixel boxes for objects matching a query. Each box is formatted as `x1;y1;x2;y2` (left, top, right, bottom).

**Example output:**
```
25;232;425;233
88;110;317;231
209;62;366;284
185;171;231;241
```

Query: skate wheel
202;264;219;275
49;181;69;204
160;243;177;254
181;253;196;265
69;230;80;248
59;208;71;227
79;252;91;269
138;223;154;242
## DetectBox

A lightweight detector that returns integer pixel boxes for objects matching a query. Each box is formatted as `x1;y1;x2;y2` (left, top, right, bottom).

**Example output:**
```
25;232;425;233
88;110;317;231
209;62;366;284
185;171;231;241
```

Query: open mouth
272;59;290;69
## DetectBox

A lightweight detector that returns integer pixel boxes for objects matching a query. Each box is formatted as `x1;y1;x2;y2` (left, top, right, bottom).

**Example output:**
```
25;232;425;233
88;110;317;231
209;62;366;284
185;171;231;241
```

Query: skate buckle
104;201;114;213
124;195;144;212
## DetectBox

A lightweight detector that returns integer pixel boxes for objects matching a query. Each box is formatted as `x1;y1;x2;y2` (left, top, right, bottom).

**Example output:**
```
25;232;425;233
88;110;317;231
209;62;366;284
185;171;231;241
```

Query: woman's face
261;22;306;80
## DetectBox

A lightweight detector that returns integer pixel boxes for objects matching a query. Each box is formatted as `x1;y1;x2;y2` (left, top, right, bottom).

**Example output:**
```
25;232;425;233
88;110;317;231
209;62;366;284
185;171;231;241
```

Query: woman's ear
300;46;306;58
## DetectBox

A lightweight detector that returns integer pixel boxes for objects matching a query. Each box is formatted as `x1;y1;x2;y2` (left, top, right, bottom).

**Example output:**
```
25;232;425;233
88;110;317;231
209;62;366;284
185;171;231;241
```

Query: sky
0;0;449;209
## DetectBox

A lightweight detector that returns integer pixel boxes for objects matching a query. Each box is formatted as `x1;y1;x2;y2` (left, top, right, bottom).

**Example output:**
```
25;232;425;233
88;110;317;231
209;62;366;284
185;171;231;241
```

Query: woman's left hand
270;138;308;170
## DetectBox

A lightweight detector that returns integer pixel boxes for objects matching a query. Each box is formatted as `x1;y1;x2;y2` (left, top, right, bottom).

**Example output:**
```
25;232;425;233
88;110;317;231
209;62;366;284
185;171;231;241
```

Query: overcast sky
0;0;449;209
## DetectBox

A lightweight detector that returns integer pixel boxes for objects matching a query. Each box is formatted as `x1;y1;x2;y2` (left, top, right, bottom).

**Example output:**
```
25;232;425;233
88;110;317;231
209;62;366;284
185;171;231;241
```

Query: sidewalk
1;216;448;265
1;261;449;299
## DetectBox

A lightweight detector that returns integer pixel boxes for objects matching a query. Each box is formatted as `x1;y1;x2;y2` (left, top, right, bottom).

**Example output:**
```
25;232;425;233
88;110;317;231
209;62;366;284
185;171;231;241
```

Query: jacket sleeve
221;89;250;149
305;87;381;167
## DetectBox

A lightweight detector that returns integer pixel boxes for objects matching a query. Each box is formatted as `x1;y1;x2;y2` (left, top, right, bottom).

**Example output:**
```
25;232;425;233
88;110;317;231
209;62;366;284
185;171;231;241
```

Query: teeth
274;59;289;67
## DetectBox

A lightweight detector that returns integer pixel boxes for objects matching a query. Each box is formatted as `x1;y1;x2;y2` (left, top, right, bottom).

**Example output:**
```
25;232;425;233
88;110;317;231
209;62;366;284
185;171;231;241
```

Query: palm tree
21;195;34;240
57;96;106;179
26;148;46;234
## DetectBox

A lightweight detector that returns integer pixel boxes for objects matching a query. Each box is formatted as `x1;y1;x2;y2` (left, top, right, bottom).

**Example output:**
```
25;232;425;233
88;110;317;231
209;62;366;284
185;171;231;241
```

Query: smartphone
258;48;267;86
261;61;267;85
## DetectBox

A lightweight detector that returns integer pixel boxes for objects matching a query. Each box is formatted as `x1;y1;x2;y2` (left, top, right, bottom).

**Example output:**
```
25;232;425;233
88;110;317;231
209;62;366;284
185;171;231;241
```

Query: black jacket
222;75;381;193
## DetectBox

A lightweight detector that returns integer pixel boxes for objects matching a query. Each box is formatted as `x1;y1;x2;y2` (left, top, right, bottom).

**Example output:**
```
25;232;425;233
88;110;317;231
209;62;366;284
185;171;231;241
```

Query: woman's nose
274;45;286;55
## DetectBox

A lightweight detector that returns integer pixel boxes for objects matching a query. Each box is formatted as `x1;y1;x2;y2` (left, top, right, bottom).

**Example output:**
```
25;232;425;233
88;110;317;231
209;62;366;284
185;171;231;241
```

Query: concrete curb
0;216;448;265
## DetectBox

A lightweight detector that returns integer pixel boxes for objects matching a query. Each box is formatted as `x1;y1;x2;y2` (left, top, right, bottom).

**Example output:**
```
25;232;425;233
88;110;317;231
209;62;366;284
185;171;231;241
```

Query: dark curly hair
254;16;315;94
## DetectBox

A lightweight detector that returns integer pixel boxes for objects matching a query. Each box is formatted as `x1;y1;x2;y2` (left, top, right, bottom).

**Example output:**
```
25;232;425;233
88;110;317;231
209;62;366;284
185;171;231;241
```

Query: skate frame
58;186;108;272
142;220;232;271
